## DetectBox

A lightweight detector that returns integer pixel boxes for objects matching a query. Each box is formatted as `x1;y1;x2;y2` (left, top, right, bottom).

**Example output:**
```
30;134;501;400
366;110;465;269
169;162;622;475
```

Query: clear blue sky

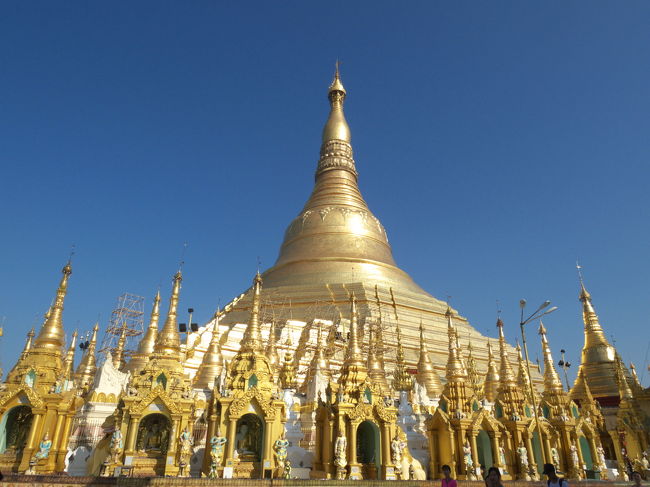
1;2;649;386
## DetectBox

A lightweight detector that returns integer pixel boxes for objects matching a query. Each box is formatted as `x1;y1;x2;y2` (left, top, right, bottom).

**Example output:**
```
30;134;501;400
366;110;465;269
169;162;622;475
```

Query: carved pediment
0;384;44;409
227;387;279;420
130;387;181;415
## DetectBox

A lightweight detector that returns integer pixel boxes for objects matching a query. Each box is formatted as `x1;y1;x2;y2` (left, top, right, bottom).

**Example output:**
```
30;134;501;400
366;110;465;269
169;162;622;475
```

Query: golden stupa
192;66;530;383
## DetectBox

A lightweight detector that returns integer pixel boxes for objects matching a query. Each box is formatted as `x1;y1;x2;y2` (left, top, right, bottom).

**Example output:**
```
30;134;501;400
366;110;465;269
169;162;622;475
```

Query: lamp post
558;349;572;392
519;299;558;466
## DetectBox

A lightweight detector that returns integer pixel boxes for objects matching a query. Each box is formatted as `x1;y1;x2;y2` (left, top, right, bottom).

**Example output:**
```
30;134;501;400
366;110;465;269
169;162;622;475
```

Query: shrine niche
136;413;171;454
235;413;263;461
356;420;381;479
0;406;33;453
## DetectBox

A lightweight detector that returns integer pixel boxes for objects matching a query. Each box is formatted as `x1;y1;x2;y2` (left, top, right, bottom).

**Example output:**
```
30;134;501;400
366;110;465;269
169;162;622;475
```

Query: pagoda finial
61;330;78;382
346;292;363;361
576;269;611;349
392;292;413;392
34;261;72;352
241;271;264;353
515;340;532;395
322;62;350;143
445;307;466;380
266;320;280;372
629;362;642;391
538;321;564;394
416;318;443;397
154;270;183;358
194;309;224;389
338;292;368;392
140;290;161;353
484;339;500;402
367;319;389;392
466;335;482;396
496;318;517;387
615;354;634;401
125;291;161;373
112;325;127;370
75;323;99;389
571;367;595;404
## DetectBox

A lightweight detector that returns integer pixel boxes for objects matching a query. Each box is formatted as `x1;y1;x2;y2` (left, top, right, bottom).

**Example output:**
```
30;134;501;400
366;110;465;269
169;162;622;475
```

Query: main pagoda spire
262;65;427;295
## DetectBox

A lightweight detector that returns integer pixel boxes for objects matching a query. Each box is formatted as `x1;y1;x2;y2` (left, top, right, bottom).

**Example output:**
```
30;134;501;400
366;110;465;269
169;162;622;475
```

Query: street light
519;299;558;465
558;349;572;392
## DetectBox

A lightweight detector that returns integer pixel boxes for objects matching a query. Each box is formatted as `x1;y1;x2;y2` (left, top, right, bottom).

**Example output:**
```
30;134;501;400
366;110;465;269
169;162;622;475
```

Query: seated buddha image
136;414;170;454
235;414;262;461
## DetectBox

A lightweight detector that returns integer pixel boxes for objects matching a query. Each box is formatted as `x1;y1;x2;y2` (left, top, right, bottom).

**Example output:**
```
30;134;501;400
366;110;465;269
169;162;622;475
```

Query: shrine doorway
356;420;381;479
476;430;494;471
0;405;33;454
579;436;593;471
235;414;263;462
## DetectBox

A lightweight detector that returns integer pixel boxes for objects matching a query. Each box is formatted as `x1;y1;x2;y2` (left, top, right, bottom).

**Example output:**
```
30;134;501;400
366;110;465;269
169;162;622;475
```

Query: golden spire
194;311;224;389
125;290;160;372
21;328;35;361
141;290;160;353
515;341;533;400
61;330;78;381
265;319;280;372
322;61;350;144
496;318;517;388
629;362;643;392
75;323;99;389
495;318;526;418
262;65;433;298
615;354;634;401
392;313;413;391
574;272;619;398
570;367;595;405
484;340;500;402
466;338;482;396
442;307;473;415
538;321;564;394
579;278;613;350
416;319;443;397
367;319;390;392
7;328;36;380
445;307;467;381
338;292;368;392
34;261;72;351
153;271;183;358
240;272;264;353
112;325;127;370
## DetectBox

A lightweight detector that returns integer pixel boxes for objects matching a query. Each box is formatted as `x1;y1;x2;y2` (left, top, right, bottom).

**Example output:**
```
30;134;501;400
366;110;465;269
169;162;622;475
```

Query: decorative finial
178;242;188;272
577;261;592;301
